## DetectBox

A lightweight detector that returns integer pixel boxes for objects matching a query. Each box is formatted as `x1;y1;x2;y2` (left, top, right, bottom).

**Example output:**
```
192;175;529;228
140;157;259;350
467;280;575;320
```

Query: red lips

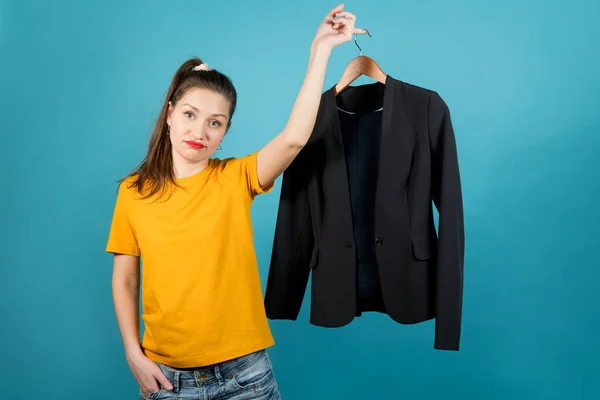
185;141;206;149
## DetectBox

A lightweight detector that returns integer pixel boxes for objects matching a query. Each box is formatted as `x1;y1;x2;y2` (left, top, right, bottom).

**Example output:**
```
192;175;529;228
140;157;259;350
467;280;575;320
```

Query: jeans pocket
139;388;163;400
230;353;275;391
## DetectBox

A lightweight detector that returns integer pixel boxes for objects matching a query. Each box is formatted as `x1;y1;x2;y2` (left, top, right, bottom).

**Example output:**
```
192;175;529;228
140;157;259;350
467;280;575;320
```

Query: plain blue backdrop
1;0;599;399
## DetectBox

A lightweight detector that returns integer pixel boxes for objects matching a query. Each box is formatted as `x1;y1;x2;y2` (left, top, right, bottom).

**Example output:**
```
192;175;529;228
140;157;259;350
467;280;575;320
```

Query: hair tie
192;63;211;72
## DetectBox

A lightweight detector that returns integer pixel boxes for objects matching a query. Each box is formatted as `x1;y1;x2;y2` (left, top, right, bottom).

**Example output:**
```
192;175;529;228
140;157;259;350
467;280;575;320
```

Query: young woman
106;4;365;399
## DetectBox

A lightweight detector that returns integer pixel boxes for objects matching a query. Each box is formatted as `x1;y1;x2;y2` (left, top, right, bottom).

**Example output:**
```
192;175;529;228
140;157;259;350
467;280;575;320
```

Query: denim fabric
139;350;280;400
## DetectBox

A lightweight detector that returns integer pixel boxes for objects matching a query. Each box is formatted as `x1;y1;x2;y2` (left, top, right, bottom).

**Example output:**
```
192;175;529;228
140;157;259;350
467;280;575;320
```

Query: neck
172;153;210;179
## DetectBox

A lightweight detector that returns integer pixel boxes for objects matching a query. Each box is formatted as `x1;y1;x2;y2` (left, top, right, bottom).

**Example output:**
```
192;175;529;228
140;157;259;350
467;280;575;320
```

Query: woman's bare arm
112;254;173;394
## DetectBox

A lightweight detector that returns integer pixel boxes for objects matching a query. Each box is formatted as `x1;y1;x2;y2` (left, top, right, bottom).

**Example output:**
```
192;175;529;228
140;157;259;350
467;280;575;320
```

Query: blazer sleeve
427;92;465;351
264;145;314;320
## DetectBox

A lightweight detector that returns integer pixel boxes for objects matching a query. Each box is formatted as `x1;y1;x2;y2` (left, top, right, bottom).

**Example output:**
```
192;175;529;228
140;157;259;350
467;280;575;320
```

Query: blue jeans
139;350;281;400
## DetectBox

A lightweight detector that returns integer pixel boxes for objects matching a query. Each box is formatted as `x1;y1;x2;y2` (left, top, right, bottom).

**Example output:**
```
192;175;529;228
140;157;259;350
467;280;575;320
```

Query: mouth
185;141;206;149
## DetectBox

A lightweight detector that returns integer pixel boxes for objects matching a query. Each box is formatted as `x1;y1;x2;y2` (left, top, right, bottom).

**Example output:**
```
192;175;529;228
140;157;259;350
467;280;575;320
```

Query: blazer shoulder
396;79;448;108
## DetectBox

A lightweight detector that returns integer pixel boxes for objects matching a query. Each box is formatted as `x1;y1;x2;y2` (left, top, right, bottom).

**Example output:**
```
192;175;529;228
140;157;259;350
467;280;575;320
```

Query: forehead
177;87;230;115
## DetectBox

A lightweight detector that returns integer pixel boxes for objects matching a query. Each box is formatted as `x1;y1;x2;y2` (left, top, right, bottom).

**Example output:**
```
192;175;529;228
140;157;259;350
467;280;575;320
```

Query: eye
209;120;222;127
184;112;194;119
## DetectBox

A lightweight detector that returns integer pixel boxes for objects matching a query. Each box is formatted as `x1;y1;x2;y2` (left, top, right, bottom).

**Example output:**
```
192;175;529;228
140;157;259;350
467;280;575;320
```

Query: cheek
171;121;191;137
211;128;227;141
173;116;192;131
168;129;187;148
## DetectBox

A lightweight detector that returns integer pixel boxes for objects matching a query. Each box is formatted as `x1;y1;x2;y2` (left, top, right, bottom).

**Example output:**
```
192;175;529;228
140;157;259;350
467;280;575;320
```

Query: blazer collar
322;74;397;136
317;75;408;207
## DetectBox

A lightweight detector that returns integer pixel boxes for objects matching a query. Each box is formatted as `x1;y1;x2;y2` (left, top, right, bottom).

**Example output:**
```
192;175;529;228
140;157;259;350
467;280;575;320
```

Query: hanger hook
354;29;372;56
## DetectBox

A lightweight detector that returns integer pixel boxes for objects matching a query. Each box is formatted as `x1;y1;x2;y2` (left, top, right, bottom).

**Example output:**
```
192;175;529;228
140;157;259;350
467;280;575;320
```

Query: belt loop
174;370;181;393
214;365;224;385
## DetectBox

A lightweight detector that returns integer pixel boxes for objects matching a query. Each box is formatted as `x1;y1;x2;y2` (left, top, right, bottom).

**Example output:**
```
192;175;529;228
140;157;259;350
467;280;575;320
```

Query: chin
186;154;209;163
176;149;209;163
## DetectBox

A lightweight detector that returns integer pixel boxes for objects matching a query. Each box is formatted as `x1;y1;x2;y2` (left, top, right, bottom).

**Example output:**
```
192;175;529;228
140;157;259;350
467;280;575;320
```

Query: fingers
156;371;174;391
329;3;345;15
334;11;356;21
332;10;357;33
332;18;351;32
141;383;161;398
325;4;364;37
325;3;345;22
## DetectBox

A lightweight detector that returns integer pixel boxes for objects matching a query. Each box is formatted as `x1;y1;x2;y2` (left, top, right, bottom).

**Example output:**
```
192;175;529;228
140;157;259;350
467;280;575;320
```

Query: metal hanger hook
354;29;372;56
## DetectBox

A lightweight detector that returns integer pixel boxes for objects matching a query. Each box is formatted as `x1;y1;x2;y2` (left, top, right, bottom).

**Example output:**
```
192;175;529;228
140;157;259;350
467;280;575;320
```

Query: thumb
156;372;174;391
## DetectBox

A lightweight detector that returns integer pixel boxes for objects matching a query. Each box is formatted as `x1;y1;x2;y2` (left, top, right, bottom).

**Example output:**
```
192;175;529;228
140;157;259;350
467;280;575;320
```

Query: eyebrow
182;103;199;112
183;103;228;119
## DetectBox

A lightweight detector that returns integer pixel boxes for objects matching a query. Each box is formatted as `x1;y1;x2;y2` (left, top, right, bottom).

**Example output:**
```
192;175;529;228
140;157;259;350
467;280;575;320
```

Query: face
167;87;231;165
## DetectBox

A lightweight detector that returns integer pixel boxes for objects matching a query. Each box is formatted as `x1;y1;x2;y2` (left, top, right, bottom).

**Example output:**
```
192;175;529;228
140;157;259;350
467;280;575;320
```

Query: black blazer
264;76;465;351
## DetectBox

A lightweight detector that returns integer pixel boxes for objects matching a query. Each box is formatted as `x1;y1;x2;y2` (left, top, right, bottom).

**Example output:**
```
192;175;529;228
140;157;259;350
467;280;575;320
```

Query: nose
192;128;206;140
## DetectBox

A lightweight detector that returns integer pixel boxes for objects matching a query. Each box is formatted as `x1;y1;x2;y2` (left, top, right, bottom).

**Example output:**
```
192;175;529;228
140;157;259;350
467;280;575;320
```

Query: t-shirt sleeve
223;150;274;198
105;181;140;256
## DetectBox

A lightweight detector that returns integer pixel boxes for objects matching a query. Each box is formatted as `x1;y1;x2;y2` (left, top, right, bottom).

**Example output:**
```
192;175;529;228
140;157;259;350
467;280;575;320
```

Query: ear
166;101;173;126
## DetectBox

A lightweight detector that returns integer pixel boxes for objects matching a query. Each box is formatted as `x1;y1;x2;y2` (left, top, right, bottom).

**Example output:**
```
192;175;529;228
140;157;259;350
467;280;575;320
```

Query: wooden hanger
335;30;386;96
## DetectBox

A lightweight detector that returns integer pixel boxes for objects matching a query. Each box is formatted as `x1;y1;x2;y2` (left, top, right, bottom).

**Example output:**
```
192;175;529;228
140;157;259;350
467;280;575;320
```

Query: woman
106;4;365;399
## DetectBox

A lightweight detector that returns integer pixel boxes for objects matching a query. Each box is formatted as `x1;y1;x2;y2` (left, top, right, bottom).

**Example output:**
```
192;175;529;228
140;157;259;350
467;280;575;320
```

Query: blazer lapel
375;77;418;212
318;76;415;242
320;86;355;244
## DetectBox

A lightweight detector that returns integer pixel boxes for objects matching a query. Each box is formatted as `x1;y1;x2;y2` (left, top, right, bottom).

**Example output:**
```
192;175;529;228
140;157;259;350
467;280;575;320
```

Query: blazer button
374;236;383;246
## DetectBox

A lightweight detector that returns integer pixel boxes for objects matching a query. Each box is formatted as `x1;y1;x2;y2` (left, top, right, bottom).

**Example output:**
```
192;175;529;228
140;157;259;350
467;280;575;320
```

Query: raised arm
256;4;366;188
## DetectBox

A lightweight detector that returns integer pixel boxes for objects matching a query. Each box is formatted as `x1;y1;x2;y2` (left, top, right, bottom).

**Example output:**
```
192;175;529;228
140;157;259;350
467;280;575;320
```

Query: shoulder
211;151;258;174
116;175;144;201
396;79;448;109
117;176;135;193
401;81;450;126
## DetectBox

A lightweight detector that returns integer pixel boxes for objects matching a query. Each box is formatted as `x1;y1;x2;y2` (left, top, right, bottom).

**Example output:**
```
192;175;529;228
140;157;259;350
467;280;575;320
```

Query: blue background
2;0;599;399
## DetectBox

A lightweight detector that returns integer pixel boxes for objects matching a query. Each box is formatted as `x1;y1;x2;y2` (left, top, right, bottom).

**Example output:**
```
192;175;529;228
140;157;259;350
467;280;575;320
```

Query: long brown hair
121;57;237;199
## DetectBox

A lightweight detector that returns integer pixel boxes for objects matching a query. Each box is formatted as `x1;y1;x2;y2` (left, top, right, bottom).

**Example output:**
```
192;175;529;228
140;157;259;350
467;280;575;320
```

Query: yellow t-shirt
105;151;275;368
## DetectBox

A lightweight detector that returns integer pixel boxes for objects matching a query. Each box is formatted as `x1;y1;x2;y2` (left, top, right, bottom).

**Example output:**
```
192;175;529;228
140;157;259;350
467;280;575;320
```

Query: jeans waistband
157;350;268;388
